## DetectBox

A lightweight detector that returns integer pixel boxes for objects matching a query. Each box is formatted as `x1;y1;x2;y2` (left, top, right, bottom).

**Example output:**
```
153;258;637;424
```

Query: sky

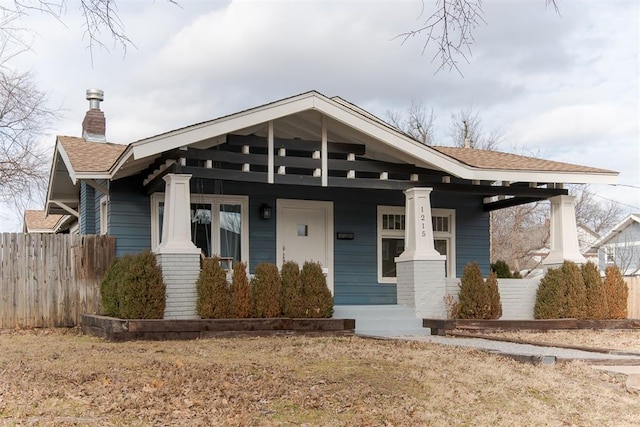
0;0;638;231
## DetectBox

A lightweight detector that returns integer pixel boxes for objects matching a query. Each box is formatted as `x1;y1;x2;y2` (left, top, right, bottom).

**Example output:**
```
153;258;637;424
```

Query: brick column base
157;253;200;319
396;258;447;319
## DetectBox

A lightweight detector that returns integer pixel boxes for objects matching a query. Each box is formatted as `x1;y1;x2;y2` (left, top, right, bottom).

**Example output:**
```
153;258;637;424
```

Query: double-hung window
151;193;249;265
377;206;455;282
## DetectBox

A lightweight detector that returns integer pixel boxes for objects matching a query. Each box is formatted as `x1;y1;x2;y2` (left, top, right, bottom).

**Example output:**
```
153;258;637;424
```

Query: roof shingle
431;146;616;174
58;136;126;172
24;210;63;232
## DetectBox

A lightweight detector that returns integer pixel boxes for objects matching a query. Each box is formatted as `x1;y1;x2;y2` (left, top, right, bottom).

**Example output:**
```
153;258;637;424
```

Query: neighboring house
37;89;618;318
593;214;640;276
23;210;67;233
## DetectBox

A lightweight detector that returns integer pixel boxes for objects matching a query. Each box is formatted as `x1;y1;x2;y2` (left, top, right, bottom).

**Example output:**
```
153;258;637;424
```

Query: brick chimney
82;89;106;142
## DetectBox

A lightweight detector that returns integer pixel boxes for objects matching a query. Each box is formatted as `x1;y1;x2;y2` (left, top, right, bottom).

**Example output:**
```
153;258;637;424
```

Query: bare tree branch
396;0;560;75
448;107;502;150
396;0;486;76
387;99;436;145
0;65;55;211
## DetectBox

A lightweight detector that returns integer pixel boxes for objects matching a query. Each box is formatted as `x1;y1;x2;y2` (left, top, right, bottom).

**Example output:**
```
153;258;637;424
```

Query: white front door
276;199;334;294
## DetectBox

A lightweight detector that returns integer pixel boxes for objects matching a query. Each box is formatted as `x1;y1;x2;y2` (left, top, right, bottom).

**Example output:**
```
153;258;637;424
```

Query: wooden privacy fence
0;233;115;328
626;276;640;319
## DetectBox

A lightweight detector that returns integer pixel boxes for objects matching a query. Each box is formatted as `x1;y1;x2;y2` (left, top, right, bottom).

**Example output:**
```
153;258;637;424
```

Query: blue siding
109;177;152;256
105;175;491;304
79;182;95;234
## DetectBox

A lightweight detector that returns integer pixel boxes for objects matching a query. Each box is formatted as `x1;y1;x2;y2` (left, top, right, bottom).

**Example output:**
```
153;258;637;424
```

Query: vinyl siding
108;176;152;256
105;176;490;304
79;182;95;234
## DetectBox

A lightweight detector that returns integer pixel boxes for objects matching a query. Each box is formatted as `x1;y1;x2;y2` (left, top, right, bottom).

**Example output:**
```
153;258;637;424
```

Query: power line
592;192;640;211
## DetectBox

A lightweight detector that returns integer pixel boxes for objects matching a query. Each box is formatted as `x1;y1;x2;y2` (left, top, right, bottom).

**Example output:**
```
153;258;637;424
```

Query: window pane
191;203;212;257
434;239;448;277
220;204;242;263
382;238;404;278
158;202;164;243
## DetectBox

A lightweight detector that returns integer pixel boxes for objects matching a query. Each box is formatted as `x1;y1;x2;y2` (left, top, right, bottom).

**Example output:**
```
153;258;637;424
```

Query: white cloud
0;0;638;231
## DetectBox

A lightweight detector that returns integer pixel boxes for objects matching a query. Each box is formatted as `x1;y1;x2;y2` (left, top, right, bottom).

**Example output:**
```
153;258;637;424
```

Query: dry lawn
0;329;639;426
476;329;640;353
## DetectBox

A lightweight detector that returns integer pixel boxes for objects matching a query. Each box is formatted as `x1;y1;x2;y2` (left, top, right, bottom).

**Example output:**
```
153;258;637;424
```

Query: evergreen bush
490;260;513;279
604;265;628;319
100;256;126;317
486;271;502;319
300;261;333;318
456;262;500;319
251;263;282;318
534;267;566;319
100;251;166;319
281;261;306;318
229;262;252;318
196;257;230;319
582;262;608;319
563;261;587;318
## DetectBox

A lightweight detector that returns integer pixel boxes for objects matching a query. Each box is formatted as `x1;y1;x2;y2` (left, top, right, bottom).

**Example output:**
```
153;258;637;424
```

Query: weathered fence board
0;233;115;328
626;276;640;319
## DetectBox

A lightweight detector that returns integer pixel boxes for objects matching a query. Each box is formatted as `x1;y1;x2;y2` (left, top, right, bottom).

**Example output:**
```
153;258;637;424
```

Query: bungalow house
43;89;618;320
593;214;640;276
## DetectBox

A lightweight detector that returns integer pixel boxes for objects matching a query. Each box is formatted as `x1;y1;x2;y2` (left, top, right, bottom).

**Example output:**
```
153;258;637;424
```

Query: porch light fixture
259;204;272;220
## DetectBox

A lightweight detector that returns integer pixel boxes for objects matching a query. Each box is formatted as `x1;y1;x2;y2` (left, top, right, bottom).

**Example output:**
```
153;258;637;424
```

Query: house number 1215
420;205;426;238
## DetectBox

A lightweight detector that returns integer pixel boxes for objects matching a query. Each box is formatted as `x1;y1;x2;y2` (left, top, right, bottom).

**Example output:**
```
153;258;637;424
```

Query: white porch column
154;173;200;320
395;188;447;319
542;194;586;270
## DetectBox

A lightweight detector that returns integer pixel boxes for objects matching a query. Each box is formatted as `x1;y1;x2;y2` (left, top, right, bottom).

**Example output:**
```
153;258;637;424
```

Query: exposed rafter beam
82;179;109;195
51;200;79;217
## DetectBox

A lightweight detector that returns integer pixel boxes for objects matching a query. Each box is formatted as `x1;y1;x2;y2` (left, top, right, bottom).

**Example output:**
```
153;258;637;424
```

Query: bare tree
491;201;549;272
2;0;133;58
571;184;623;235
397;0;559;75
0;67;54;211
387;100;436;145
449;107;502;150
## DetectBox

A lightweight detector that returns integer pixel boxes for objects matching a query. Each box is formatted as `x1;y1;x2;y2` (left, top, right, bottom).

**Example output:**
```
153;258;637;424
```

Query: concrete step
333;305;430;336
593;365;640;392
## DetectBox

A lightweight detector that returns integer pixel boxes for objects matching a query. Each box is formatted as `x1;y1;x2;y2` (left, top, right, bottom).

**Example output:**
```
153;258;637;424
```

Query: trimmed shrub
534;267;566;319
100;256;127;317
197;257;230;319
281;261;306;318
300;261;333;318
563;261;587;318
582;262;608;320
486;271;502;319
230;262;252;318
457;262;500;319
251;263;282;318
100;251;166;319
490;260;513;279
604;265;628;319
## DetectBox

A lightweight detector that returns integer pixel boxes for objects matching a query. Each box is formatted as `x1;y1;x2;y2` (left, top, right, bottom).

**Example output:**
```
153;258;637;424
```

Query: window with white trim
605;246;615;264
151;193;249;265
377;206;455;282
99;196;108;235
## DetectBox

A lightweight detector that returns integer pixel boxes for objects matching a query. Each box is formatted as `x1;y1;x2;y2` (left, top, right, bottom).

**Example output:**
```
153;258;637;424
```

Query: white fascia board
310;97;472;178
110;146;134;176
469;169;619;185
56;141;78;184
593;214;640;247
131;94;317;160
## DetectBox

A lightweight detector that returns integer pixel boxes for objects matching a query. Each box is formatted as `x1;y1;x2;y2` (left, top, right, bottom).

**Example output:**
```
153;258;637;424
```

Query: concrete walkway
358;332;640;391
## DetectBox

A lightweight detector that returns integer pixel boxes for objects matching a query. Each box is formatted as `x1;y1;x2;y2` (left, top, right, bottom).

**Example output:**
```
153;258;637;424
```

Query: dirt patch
0;328;639;426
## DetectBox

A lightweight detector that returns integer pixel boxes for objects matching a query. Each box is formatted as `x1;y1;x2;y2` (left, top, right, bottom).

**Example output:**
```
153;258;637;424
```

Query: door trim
276;199;334;294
